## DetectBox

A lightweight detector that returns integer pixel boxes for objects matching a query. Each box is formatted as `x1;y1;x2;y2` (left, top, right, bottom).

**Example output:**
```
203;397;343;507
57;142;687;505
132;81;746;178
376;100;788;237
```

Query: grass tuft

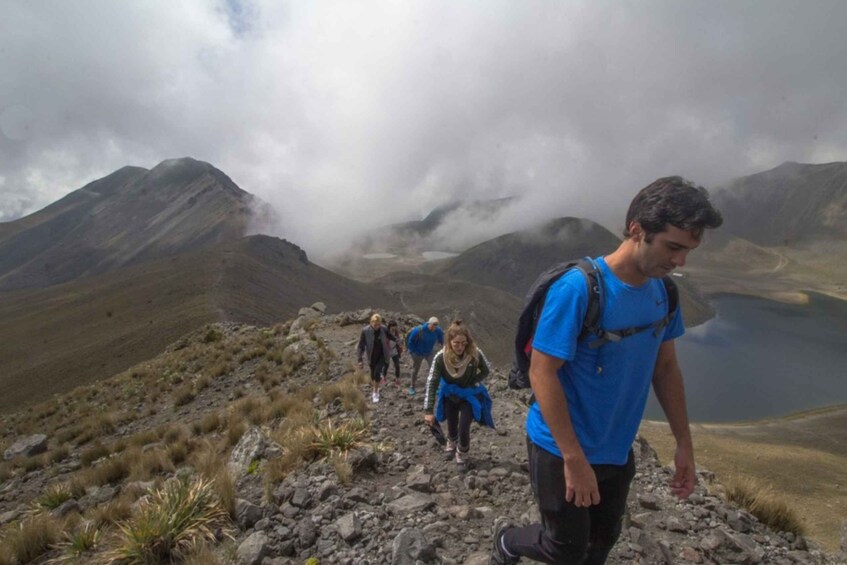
34;483;74;510
107;477;231;564
0;514;61;565
725;476;806;535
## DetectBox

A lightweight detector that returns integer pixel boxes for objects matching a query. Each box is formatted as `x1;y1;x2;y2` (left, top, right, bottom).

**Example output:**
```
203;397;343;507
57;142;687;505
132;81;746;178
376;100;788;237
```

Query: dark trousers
382;354;401;380
369;357;386;383
443;396;473;452
502;439;635;564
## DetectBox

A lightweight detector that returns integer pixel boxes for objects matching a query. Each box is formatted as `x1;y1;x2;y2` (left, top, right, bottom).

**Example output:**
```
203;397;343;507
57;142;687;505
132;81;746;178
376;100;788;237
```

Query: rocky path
232;310;841;564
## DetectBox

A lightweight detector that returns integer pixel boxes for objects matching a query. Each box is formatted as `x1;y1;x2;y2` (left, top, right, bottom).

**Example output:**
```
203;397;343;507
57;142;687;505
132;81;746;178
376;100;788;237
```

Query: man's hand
564;456;600;507
424;414;435;426
670;443;696;499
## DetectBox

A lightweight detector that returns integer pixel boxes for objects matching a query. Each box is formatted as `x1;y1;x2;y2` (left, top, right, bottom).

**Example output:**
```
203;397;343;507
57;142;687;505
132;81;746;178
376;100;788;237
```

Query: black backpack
508;257;679;390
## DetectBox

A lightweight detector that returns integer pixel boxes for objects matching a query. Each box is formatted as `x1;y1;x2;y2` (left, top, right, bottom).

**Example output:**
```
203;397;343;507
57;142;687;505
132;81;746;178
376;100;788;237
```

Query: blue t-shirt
407;325;444;356
525;256;684;465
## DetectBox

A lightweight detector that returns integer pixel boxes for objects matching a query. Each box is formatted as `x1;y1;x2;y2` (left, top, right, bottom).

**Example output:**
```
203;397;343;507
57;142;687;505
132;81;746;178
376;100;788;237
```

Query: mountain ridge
0;158;256;291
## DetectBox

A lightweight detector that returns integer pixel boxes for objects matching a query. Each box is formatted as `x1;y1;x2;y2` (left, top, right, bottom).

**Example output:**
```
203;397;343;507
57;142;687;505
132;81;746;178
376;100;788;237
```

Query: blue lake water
643;293;847;423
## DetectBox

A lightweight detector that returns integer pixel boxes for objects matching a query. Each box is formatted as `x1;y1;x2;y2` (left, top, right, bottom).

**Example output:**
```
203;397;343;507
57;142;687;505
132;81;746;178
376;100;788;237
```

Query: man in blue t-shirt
491;177;722;565
406;316;444;396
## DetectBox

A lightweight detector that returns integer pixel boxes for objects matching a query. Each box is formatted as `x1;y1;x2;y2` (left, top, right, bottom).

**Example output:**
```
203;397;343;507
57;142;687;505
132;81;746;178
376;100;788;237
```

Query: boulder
4;434;48;460
228;426;269;476
236;531;269;565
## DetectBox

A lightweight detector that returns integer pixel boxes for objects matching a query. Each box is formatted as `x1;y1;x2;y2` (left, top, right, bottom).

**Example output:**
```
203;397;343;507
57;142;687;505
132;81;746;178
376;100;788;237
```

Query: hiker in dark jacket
357;313;396;404
423;320;493;472
406;316;444;396
382;320;404;387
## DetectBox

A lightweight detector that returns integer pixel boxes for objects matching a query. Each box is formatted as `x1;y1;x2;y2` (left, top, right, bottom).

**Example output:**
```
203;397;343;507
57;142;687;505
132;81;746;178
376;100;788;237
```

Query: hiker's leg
410;354;424;389
456;400;473;453
424;351;435;368
391;355;401;380
370;359;385;391
444;398;460;444
584;450;636;565
500;438;590;563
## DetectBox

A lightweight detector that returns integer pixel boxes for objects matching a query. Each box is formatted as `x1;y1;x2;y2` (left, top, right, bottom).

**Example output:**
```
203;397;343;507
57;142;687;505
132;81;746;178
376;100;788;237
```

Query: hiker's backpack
408;324;424;348
508;257;679;390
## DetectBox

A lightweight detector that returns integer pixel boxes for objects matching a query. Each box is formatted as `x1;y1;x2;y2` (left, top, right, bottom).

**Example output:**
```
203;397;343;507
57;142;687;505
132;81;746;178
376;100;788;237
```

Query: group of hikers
356;177;723;565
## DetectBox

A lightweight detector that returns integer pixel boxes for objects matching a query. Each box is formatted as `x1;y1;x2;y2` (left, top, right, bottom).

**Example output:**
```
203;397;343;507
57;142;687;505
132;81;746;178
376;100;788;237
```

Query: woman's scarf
443;348;474;378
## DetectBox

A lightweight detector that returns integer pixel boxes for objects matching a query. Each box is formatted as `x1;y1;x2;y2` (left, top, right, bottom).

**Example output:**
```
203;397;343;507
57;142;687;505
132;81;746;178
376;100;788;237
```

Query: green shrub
35;483;73;509
106;477;231;563
202;328;223;343
54;521;101;562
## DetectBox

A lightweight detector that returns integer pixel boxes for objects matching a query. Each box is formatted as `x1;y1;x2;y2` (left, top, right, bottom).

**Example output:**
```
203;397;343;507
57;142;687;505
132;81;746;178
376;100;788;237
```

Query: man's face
427;322;438;331
370;319;381;330
633;224;700;279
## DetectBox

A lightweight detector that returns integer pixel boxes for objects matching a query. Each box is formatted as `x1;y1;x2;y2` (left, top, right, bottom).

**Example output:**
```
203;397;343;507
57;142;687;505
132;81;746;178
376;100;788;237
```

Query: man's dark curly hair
624;176;723;241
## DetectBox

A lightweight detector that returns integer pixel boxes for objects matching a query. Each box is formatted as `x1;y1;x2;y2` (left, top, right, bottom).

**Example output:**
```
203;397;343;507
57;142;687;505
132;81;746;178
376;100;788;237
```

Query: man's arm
530;349;600;507
651;339;696;499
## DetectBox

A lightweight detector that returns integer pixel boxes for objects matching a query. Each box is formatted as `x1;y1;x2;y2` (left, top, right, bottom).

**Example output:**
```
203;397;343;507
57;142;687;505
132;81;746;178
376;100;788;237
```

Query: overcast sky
2;0;846;256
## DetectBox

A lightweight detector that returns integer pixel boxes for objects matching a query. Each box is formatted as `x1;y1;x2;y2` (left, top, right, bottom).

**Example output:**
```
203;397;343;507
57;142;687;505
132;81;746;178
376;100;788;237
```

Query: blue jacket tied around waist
435;380;496;429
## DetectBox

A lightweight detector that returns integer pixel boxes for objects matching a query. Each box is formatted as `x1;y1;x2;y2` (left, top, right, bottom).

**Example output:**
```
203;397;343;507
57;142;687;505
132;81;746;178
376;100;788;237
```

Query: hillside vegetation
0;308;842;564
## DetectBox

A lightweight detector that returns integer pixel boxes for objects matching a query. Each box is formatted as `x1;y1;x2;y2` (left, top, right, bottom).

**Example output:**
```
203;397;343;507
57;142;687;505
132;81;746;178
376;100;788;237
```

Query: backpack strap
587;274;679;349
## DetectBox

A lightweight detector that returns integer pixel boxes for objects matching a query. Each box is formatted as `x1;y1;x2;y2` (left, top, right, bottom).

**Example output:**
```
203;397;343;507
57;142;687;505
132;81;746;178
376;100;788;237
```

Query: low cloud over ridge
2;1;846;257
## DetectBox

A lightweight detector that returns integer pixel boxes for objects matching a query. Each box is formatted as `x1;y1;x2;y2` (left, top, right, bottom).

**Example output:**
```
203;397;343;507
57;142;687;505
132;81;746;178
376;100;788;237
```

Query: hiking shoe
443;439;457;461
408;387;416;396
372;391;379;403
490;517;519;565
455;449;469;472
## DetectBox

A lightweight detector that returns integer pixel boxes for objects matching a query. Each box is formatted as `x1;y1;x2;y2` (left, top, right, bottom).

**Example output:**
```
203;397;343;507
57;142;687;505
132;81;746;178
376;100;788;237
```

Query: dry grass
192;411;223;435
0;513;61;565
725;476;806;535
640;411;847;551
81;442;111;467
90;496;134;529
181;541;223;565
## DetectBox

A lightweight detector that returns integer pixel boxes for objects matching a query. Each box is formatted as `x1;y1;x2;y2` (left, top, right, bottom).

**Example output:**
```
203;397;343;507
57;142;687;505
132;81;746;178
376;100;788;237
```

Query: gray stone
0;509;22;526
236;531;269;565
387;493;434;515
337;512;362;543
407;472;432;493
290;488;311;508
52;499;81;518
296;517;318;547
841;519;847;556
638;493;661;511
318;480;337;501
228;426;269;476
234;498;263;530
4;434;48;460
311;302;327;313
391;528;437;564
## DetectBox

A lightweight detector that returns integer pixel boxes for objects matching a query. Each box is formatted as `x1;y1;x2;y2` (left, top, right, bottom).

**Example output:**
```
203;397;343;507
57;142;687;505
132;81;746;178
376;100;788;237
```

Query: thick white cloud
1;0;846;255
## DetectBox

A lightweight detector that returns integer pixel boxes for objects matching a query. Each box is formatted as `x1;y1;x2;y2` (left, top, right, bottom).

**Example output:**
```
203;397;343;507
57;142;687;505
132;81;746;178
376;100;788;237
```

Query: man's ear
628;221;645;242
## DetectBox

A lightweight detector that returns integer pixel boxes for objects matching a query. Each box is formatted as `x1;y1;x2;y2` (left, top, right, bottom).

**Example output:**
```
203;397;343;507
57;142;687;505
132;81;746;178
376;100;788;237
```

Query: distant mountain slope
439;216;715;326
348;197;518;255
439;217;621;297
0;158;257;291
712;161;847;246
0;235;400;412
